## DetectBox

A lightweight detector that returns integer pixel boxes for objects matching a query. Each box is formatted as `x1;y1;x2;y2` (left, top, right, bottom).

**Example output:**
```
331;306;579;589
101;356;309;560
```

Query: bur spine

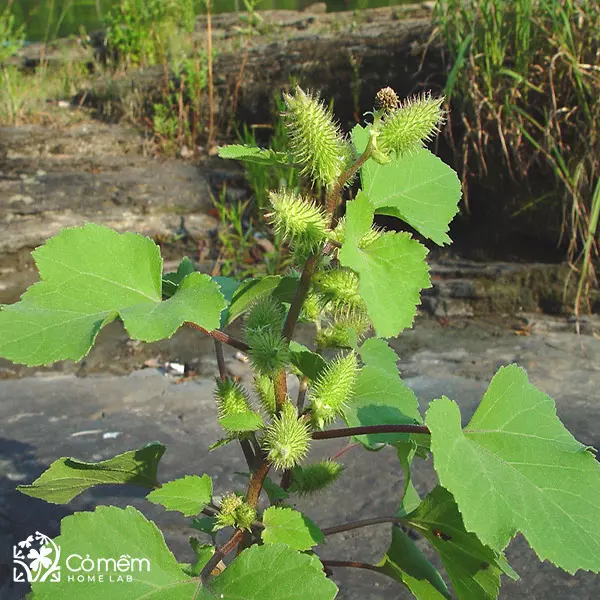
215;378;252;419
290;460;345;496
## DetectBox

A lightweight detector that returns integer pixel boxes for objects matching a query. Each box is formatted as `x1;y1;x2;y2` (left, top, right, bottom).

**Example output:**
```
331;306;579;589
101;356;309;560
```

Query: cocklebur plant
1;86;600;599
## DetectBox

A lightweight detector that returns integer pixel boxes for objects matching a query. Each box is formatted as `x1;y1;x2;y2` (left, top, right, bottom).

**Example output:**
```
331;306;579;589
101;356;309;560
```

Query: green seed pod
299;291;321;322
262;401;312;470
234;503;257;531
313;268;365;316
247;329;290;376
310;352;359;429
329;218;382;249
378;92;445;158
315;313;370;350
267;190;329;253
290;460;345;496
254;374;277;416
245;296;285;336
214;378;252;419
283;86;351;188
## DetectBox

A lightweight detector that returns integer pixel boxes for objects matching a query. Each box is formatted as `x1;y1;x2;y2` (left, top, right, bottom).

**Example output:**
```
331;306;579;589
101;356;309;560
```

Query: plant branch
214;340;227;381
273;369;288;411
320;559;381;574
321;516;404;536
313;424;430;440
326;142;374;223
200;529;244;582
186;322;249;352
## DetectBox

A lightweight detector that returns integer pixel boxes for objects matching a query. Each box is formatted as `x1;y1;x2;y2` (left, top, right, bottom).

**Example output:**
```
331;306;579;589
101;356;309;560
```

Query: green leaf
218;411;264;432
396;441;421;516
206;543;337;599
289;341;327;381
17;442;165;504
218;144;289;166
261;507;324;551
352;125;461;246
406;486;515;599
376;526;451;599
426;364;600;574
343;338;422;449
223;276;281;325
263;476;290;503
185;540;215;576
339;192;431;338
162;256;196;298
0;224;226;366
147;474;213;517
31;506;197;599
191;515;217;534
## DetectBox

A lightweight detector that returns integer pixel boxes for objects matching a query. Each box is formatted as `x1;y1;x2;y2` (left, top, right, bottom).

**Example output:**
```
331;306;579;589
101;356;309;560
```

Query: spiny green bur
0;86;597;600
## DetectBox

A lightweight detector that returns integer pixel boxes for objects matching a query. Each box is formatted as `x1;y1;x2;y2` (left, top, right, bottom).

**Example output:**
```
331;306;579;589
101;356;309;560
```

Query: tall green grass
434;0;600;314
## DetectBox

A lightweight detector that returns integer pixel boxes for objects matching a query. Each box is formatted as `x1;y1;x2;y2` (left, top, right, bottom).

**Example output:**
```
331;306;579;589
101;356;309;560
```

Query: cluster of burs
211;85;444;532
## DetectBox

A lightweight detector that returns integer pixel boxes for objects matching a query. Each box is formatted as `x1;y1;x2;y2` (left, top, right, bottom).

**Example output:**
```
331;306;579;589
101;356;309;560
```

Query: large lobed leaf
351;124;461;246
0;224;226;366
426;364;600;574
18;443;165;504
339;192;431;338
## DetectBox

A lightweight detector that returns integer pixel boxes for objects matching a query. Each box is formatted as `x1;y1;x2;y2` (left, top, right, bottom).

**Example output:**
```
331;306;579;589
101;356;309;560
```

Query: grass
434;0;600;314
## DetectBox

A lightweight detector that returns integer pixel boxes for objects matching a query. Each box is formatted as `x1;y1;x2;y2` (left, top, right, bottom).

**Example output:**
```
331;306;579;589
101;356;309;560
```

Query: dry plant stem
186;322;249;352
321;516;404;536
313;424;430;440
320;559;381;574
205;0;214;148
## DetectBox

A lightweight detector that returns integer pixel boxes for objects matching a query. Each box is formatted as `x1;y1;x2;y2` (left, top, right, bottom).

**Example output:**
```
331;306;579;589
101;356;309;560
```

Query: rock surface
0;315;599;598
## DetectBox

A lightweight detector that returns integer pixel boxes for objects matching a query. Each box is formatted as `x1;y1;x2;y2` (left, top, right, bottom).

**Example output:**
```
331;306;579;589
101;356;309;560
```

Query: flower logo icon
13;532;61;583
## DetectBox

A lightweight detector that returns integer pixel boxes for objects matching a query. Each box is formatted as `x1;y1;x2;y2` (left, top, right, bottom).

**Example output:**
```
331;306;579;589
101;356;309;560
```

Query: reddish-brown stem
273;369;288;411
321;516;404;536
199;529;244;582
186;322;249;352
313;424;430;440
320;559;381;574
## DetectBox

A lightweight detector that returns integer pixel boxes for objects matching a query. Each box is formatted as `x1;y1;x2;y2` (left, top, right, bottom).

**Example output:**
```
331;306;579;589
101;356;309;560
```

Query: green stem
313;424;430;440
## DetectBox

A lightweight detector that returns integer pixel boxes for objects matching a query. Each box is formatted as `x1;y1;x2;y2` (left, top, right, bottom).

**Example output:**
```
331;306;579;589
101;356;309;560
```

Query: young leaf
0;224;226;366
352;124;461;246
376;525;451;599
426;364;600;574
223;275;282;325
396;441;422;517
406;486;517;600
219;411;264;433
218;144;288;166
162;256;196;298
207;543;337;599
185;539;215;576
17;442;165;504
343;338;422;449
147;474;213;517
30;506;196;599
339;192;431;338
289;341;327;381
261;507;324;550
